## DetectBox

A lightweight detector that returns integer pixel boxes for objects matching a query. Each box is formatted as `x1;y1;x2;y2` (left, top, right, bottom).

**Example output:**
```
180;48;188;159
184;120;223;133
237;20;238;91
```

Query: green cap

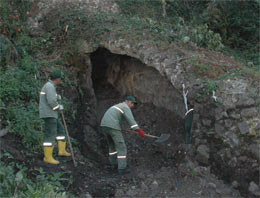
50;70;63;80
125;96;137;104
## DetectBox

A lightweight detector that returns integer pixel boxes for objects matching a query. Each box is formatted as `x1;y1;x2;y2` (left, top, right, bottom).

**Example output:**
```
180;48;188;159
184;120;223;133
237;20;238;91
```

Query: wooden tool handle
126;129;159;139
61;111;77;167
144;134;158;138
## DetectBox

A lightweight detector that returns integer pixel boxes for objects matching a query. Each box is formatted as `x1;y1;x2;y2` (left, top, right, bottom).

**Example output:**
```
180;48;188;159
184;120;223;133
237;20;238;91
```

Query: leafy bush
0;0;31;38
0;54;45;150
178;23;224;50
0;161;67;198
116;0;259;65
0;35;19;67
203;0;260;64
116;0;163;18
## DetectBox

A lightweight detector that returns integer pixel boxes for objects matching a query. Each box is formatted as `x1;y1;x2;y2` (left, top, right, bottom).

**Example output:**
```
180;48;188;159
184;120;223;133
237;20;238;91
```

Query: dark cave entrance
90;47;185;119
89;48;185;160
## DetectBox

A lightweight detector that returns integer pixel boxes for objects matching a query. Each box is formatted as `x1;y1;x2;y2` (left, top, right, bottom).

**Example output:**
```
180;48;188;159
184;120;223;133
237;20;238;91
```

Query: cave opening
90;47;185;118
89;47;185;151
88;47;186;173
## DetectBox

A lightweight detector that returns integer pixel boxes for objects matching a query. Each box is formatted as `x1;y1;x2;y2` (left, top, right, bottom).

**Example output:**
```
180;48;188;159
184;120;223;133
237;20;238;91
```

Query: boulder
238;122;250;135
248;181;260;196
248;144;260;160
196;144;210;164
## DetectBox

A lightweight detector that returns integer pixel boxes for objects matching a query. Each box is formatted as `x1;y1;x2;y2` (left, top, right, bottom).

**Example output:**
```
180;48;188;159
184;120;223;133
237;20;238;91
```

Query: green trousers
42;118;65;146
101;127;127;170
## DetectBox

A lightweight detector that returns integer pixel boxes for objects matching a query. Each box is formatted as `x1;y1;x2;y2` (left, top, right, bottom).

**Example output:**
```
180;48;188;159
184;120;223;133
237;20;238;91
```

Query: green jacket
39;80;60;118
101;102;140;130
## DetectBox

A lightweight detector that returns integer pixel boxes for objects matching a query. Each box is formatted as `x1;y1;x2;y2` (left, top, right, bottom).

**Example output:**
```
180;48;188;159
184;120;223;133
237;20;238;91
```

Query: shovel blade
155;134;170;143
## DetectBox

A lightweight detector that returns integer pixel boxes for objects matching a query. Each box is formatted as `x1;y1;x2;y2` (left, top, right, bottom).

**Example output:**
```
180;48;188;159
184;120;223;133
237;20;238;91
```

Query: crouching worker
39;70;71;165
100;96;146;175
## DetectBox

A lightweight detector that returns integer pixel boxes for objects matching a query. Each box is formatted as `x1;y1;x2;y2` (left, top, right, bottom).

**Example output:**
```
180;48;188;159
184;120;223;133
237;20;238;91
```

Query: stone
194;138;200;146
224;119;233;128
216;187;232;195
227;133;240;147
196;144;210;164
238;122;250;135
137;172;146;179
208;182;217;189
252;163;258;168
141;182;149;192
202;119;212;127
222;111;229;118
228;157;237;167
236;96;255;107
77;40;98;54
238;156;247;162
248;181;259;196
150;180;159;190
185;159;197;169
248;144;260;160
229;112;241;120
80;192;92;198
215;123;225;134
217;79;248;109
215;107;224;120
241;107;258;118
114;189;124;197
126;189;137;197
193;113;200;121
232;181;239;188
0;128;7;137
147;173;154;178
255;122;260;131
225;149;232;158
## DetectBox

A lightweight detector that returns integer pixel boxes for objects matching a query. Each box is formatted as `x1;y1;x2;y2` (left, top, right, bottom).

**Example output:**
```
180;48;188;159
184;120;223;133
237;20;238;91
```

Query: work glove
57;94;61;101
59;105;64;111
136;129;145;137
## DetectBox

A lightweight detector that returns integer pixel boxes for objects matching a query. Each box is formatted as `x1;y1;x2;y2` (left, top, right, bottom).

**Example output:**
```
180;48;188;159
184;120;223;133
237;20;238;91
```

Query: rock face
29;0;260;196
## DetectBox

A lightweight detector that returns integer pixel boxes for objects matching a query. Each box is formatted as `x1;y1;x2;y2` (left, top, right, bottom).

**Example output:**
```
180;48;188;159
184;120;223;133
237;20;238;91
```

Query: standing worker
39;70;71;165
100;96;146;175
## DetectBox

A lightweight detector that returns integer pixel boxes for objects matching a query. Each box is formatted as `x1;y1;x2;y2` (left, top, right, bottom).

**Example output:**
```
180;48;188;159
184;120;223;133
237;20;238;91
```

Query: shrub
0;161;67;198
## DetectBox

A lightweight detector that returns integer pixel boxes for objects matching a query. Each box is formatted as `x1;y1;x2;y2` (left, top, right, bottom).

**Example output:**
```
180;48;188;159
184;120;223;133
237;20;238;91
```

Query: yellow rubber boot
43;147;59;164
58;141;71;157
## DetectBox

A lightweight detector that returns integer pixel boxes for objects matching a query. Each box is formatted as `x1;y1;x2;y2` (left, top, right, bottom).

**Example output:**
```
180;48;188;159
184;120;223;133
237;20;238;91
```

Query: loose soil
0;83;243;197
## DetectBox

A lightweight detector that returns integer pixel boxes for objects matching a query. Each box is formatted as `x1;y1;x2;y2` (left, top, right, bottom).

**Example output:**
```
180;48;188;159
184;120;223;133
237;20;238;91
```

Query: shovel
126;129;170;143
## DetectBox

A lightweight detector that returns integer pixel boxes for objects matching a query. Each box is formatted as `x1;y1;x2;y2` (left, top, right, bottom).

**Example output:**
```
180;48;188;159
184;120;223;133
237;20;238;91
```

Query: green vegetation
0;159;69;198
0;1;73;196
43;3;224;51
0;0;259;196
117;0;259;66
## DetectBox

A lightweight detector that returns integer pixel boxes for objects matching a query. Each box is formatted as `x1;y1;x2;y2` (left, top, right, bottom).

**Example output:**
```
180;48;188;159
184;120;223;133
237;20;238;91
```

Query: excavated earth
0;80;243;198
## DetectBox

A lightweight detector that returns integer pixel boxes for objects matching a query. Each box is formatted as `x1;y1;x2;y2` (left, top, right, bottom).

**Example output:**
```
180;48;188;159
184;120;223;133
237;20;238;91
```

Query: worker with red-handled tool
100;96;145;175
39;70;71;165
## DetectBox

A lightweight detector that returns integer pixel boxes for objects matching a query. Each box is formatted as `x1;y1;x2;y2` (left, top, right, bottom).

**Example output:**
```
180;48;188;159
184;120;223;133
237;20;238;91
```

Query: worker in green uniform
100;96;146;175
39;70;71;165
